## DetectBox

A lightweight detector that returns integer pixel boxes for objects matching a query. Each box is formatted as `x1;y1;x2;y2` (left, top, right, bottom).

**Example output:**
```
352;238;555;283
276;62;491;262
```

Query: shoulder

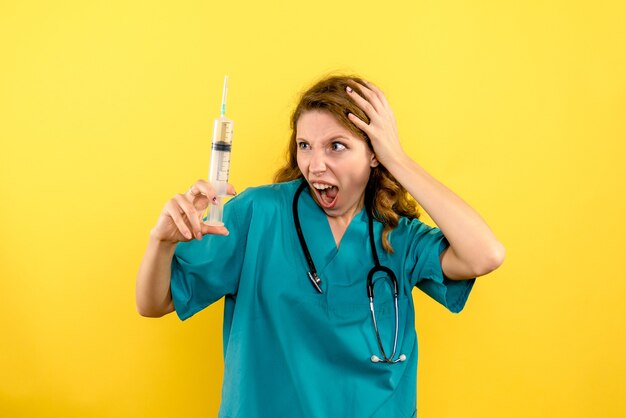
232;179;300;205
394;216;436;234
226;179;301;215
390;216;444;247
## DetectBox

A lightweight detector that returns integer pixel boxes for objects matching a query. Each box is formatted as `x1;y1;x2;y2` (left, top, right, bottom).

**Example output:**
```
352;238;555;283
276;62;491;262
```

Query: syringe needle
220;75;229;117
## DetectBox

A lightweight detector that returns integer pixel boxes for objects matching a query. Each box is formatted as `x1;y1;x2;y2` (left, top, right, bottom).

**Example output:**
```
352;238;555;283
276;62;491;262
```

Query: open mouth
310;182;339;209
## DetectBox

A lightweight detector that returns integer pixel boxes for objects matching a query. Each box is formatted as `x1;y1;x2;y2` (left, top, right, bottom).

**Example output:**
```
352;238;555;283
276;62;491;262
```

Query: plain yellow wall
1;0;625;417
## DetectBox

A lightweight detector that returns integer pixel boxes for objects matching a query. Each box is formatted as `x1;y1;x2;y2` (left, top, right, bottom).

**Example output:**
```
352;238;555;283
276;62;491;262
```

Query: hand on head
345;80;405;167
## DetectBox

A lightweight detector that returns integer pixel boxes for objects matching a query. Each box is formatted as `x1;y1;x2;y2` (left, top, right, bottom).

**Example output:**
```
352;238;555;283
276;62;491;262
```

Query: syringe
206;75;234;226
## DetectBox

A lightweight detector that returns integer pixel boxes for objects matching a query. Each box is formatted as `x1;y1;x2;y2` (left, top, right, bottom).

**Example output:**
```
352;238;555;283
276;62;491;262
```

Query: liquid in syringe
206;76;234;226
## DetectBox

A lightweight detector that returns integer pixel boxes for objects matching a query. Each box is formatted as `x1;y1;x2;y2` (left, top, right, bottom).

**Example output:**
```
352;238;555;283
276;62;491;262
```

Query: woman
136;75;505;417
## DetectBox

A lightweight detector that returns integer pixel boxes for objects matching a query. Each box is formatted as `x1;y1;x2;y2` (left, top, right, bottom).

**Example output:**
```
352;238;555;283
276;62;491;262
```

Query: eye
297;142;310;150
331;142;347;151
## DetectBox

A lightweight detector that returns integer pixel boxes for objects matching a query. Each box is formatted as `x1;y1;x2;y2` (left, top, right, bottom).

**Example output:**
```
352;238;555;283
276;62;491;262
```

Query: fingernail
185;231;192;239
346;86;353;93
196;232;202;240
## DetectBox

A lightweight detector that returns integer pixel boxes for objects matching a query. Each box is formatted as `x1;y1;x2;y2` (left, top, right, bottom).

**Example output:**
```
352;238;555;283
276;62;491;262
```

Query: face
296;110;378;218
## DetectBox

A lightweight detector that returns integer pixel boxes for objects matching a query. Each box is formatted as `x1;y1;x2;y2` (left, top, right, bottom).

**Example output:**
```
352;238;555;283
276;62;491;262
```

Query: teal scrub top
170;179;475;418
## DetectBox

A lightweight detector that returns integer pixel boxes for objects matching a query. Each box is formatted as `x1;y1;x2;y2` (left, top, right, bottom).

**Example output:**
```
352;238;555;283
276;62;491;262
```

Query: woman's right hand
150;180;237;243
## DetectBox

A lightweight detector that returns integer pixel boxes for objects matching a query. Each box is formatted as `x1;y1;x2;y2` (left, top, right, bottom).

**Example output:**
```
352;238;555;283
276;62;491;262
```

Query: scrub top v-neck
170;179;475;418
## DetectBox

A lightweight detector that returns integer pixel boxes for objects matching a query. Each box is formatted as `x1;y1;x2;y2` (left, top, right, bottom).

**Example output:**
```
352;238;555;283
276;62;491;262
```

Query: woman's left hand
345;80;407;167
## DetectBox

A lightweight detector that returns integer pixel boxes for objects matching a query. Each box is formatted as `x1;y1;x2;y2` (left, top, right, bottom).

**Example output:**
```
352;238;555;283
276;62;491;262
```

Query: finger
346;84;379;121
200;223;230;236
361;80;390;109
186;185;208;212
173;193;204;240
192;194;211;212
357;80;386;111
185;179;220;210
187;179;215;200
195;181;237;207
346;80;384;114
187;184;199;197
347;112;370;131
165;200;194;240
191;179;239;202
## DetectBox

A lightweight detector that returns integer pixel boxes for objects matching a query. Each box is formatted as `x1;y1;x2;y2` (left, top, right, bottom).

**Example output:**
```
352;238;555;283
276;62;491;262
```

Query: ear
370;153;379;168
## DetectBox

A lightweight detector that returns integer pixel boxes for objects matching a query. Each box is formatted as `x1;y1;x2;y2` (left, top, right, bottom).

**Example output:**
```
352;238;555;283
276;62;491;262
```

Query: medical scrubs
170;179;475;418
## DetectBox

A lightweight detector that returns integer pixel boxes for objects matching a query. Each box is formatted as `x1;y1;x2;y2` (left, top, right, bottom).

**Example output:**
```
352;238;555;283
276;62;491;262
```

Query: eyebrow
295;136;351;142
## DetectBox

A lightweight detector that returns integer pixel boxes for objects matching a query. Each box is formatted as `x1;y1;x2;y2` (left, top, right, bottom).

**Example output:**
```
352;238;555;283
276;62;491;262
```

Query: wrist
382;151;412;173
148;229;178;249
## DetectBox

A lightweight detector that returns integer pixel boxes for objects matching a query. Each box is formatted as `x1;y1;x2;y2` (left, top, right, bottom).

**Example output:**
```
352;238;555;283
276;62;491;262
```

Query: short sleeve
404;219;475;313
170;196;249;321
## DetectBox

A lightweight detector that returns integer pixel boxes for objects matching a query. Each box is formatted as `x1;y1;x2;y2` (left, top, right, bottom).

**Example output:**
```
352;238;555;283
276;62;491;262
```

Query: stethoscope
293;180;406;364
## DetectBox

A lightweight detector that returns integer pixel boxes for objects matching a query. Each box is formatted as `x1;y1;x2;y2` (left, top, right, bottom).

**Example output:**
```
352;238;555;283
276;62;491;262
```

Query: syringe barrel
206;116;234;226
207;197;225;226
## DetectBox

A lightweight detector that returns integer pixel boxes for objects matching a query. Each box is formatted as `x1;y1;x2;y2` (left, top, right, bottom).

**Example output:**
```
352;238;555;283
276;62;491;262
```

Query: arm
135;232;176;317
136;180;235;317
345;80;505;279
390;155;505;279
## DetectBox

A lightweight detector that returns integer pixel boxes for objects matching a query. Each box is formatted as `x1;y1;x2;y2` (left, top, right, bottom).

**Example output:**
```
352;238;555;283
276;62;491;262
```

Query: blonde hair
274;74;420;253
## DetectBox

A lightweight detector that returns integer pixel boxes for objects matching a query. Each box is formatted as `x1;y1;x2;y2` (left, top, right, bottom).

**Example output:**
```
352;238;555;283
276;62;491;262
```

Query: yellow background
1;0;625;417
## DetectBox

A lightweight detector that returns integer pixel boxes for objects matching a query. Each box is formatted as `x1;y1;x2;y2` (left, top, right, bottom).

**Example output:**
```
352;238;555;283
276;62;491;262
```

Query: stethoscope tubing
293;181;323;293
292;179;405;364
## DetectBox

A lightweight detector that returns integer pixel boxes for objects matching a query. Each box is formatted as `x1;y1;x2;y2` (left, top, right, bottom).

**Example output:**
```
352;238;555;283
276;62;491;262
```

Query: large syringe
206;76;234;226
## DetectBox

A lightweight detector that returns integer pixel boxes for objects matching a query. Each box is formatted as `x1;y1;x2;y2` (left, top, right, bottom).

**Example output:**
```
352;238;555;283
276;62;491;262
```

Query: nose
309;149;327;176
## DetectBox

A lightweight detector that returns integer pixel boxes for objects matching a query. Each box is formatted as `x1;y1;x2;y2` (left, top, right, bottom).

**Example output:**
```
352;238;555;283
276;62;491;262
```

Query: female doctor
136;75;505;418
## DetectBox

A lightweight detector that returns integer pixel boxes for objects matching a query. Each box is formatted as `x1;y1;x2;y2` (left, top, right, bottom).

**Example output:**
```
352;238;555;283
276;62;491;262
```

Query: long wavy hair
274;74;420;253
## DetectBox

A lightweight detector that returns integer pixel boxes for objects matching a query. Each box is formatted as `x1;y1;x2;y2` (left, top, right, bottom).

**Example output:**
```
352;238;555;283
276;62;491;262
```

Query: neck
326;202;364;248
326;196;365;228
